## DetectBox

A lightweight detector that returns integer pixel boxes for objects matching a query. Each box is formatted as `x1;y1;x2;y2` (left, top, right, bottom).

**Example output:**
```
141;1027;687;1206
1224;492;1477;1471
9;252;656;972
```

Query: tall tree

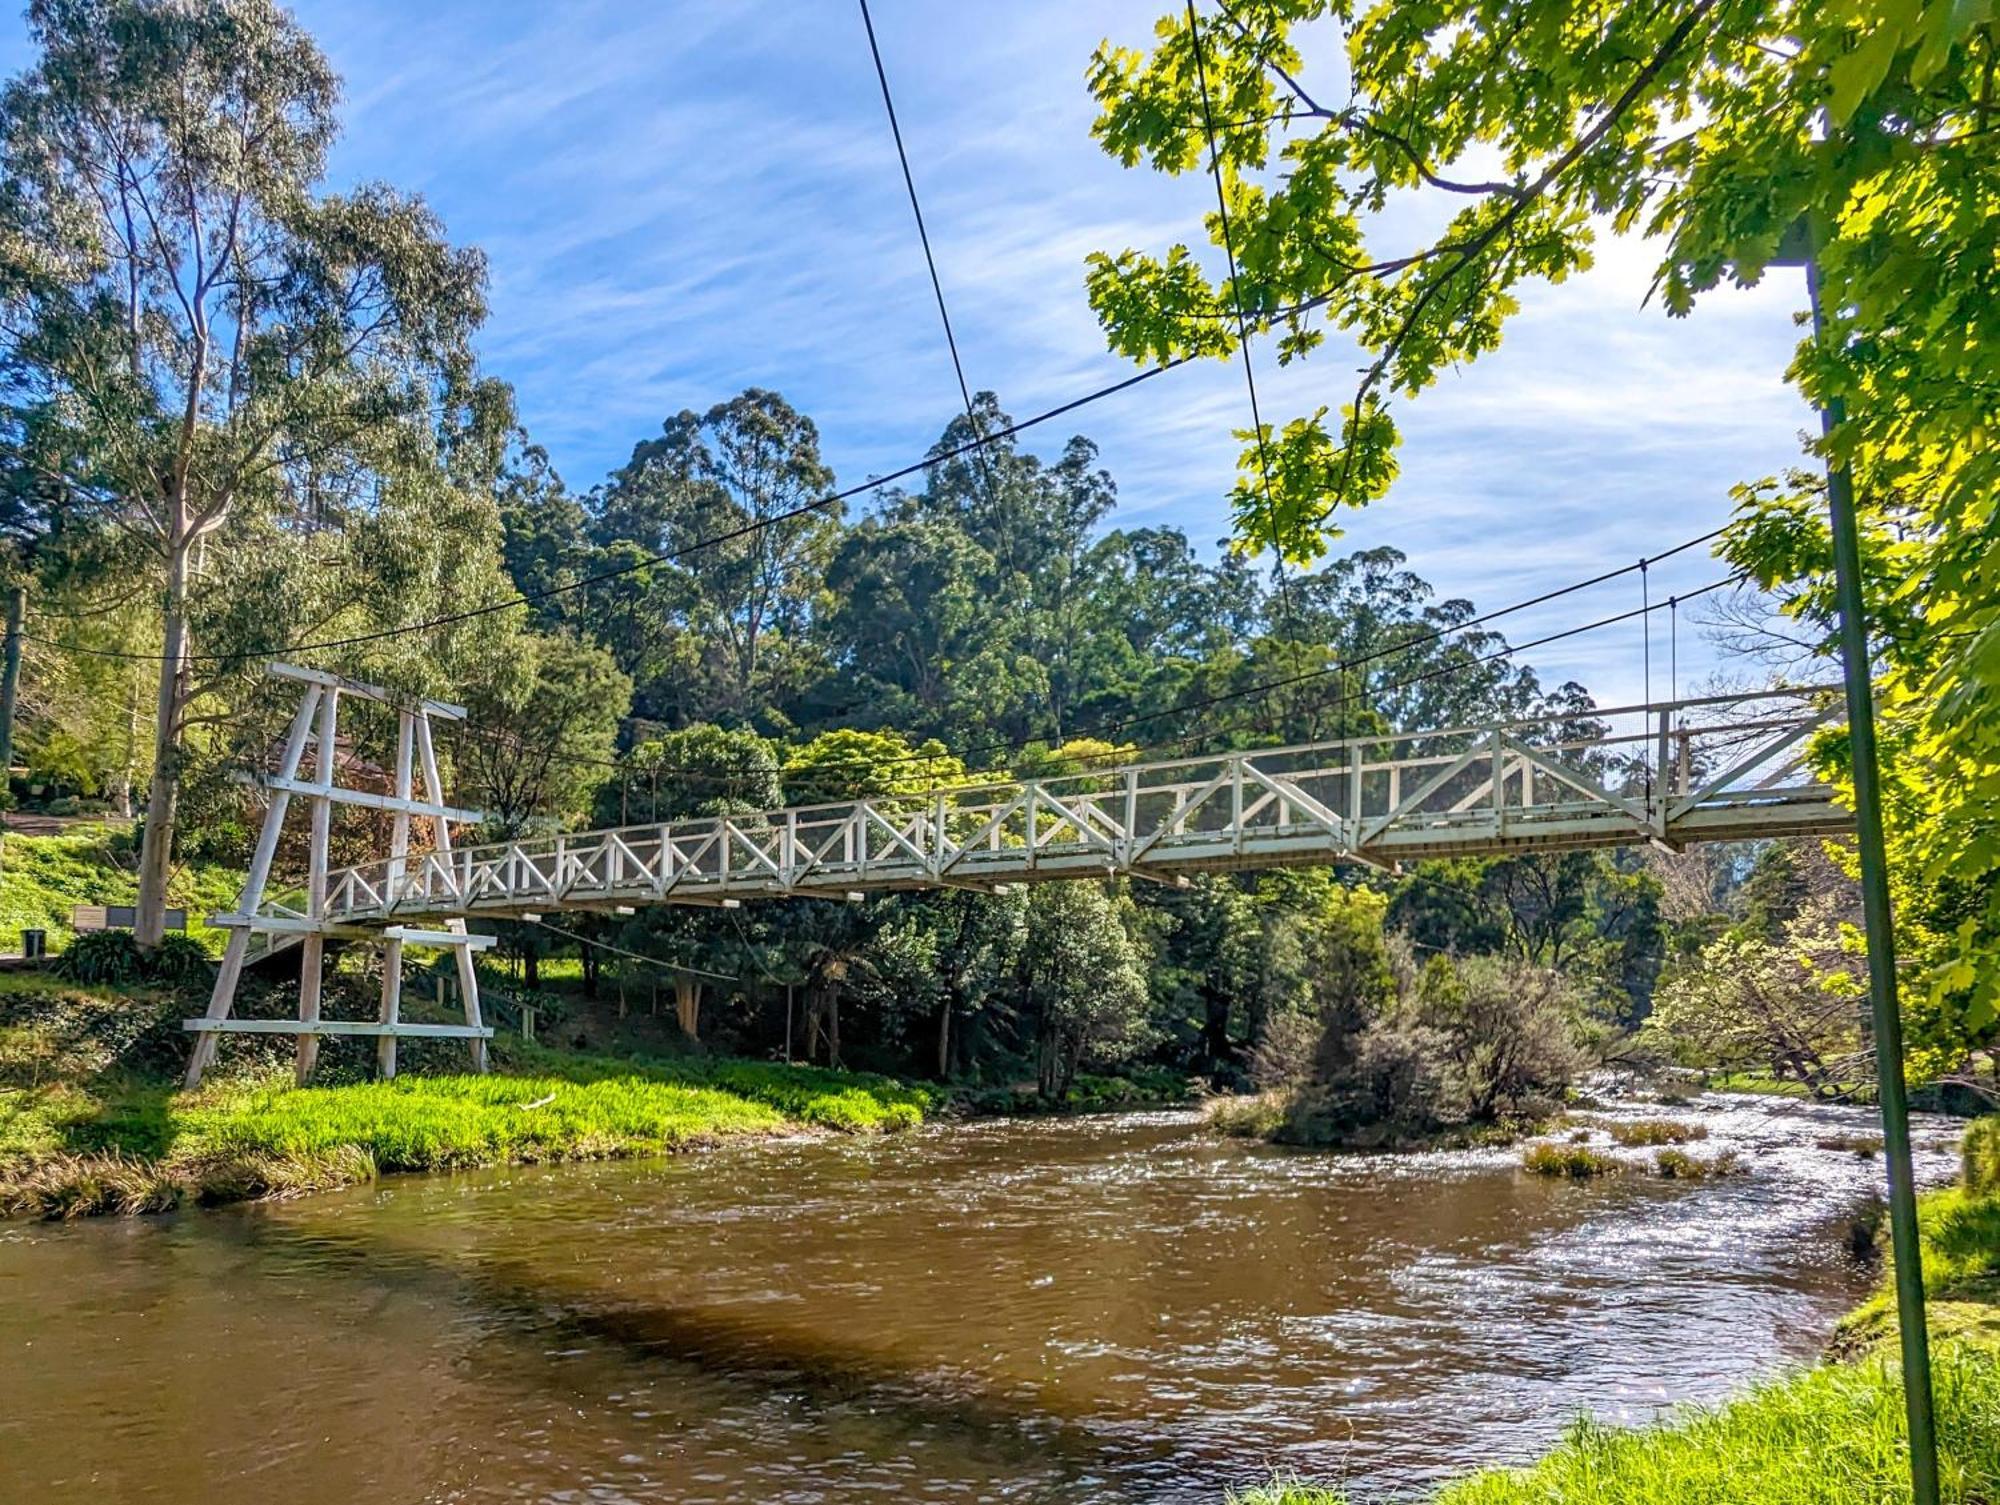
456;633;627;837
594;389;838;723
0;0;490;942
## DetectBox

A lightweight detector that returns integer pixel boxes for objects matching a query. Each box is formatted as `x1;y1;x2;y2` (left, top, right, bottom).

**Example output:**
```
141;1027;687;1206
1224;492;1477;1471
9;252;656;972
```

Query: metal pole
1805;247;1940;1505
0;584;23;786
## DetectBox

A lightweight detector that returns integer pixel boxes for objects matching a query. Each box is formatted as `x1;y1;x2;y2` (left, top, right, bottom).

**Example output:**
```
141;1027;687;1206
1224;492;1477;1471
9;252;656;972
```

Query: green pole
1804;248;1940;1505
0;583;22;783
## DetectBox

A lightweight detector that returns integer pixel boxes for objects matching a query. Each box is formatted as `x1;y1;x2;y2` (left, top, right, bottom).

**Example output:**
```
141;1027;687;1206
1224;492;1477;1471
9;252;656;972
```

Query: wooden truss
183;664;494;1089
314;686;1853;926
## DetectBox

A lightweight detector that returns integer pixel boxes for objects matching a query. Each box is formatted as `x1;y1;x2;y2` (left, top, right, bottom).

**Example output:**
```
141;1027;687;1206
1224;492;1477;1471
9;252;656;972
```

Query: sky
0;0;1823;711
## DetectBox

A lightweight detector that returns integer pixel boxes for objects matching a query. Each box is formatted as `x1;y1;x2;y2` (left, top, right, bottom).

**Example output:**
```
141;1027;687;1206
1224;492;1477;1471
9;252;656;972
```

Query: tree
1085;0;2000;1055
1413;953;1592;1122
1646;893;1866;1099
1390;851;1664;1021
1015;882;1152;1101
593;389;837;722
781;726;964;808
0;0;492;942
456;634;627;837
812;515;997;739
605;723;782;825
869;888;1026;1079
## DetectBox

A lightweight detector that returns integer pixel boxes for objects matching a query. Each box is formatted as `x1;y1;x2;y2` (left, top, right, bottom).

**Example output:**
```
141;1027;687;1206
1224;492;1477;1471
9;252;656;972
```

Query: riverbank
0;975;934;1219
1235;1116;2000;1505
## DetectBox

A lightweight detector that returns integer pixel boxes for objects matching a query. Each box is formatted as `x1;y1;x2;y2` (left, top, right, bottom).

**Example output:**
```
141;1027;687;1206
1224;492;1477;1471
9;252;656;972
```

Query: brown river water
0;1092;1962;1504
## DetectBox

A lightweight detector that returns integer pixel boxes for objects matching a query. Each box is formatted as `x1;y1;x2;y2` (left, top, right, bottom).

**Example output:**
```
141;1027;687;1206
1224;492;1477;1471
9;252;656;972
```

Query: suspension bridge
181;664;1849;1086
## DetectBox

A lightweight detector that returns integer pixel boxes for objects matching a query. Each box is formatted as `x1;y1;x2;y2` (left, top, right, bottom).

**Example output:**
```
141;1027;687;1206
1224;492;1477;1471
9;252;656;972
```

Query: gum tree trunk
135;540;191;949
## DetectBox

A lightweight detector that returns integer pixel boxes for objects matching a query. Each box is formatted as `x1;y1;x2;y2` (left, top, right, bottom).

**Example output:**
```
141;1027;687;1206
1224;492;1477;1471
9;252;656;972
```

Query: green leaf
1828;19;1908;124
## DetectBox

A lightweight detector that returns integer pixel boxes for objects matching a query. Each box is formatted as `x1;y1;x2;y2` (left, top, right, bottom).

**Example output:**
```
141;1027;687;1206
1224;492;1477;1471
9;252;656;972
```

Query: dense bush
53;930;146;986
1260;949;1594;1146
53;930;214;991
146;934;217;991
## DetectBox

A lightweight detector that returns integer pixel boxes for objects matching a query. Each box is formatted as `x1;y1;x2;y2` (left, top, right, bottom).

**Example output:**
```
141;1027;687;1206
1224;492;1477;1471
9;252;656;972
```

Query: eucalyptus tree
1086;1;2000;1047
455;634;627;838
812;514;998;739
0;0;493;942
594;389;839;723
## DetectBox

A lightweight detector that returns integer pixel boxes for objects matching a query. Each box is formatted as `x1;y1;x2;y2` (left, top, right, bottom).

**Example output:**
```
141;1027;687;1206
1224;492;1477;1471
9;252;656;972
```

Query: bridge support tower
182;664;494;1089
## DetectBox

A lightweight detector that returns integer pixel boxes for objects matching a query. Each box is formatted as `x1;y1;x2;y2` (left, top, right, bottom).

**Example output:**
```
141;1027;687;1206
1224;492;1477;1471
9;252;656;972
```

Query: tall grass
1522;1142;1620;1178
1966;1116;1999;1197
1608;1118;1707;1147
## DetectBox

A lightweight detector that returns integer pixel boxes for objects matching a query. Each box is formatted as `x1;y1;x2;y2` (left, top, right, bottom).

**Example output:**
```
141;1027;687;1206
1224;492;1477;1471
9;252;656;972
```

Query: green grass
1522;1141;1621;1178
0;824;241;954
1704;1070;1874;1104
1966;1116;1999;1198
0;978;935;1218
1608;1118;1708;1147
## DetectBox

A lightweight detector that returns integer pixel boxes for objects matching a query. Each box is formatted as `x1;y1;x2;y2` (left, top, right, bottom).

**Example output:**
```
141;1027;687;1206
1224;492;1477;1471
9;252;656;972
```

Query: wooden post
377;936;404;1079
387;710;414;899
296;687;339;1084
415;712;487;1073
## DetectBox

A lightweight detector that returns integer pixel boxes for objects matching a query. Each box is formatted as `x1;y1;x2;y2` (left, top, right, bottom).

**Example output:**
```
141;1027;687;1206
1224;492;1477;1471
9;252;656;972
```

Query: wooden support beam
377;936;404;1079
297;684;340;1085
267;661;467;721
184;1019;495;1039
236;774;483;824
185;684;323;1089
379;925;497;950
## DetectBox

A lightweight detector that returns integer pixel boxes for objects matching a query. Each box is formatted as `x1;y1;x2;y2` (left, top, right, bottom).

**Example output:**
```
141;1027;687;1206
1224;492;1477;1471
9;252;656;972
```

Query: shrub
1965;1116;2000;1196
1523;1142;1620;1178
51;929;214;992
145;934;216;990
1652;1147;1744;1179
1609;1118;1709;1147
53;929;145;986
1815;1132;1883;1158
1206;1091;1289;1139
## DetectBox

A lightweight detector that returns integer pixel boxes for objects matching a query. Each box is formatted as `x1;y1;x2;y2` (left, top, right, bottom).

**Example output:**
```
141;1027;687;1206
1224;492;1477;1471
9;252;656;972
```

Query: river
0;1092;1961;1503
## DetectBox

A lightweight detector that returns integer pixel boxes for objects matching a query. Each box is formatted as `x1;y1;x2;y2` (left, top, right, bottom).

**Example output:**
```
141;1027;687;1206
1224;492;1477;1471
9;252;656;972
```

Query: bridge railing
319;686;1845;920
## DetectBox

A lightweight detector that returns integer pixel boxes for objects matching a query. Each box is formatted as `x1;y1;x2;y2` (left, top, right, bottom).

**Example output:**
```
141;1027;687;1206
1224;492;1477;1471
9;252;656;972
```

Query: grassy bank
1231;1117;2000;1505
0;975;934;1219
0;823;240;954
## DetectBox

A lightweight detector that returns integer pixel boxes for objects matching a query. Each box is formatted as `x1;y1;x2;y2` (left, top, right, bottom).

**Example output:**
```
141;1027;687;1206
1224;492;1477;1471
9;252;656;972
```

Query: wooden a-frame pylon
182;663;495;1089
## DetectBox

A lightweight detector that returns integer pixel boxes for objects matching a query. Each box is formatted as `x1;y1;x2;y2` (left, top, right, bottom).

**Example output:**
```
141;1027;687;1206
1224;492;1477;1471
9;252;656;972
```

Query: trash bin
21;928;46;960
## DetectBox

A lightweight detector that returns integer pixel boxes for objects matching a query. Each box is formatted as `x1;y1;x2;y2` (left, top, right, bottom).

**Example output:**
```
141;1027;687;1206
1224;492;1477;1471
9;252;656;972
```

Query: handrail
308;690;1847;921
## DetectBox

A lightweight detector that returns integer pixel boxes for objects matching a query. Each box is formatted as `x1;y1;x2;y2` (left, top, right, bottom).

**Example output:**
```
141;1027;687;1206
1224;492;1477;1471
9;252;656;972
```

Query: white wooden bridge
185;672;1851;1085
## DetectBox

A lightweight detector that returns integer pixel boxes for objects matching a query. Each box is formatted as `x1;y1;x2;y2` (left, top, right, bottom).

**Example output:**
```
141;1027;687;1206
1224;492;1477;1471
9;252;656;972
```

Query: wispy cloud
0;0;1823;707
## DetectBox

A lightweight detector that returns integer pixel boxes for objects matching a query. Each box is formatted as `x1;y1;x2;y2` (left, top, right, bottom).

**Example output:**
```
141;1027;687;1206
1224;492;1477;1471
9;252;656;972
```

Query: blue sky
1;1;1821;709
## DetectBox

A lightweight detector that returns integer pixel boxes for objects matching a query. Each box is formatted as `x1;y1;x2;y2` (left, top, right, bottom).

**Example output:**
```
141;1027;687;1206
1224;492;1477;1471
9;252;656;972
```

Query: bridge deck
309;688;1850;925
